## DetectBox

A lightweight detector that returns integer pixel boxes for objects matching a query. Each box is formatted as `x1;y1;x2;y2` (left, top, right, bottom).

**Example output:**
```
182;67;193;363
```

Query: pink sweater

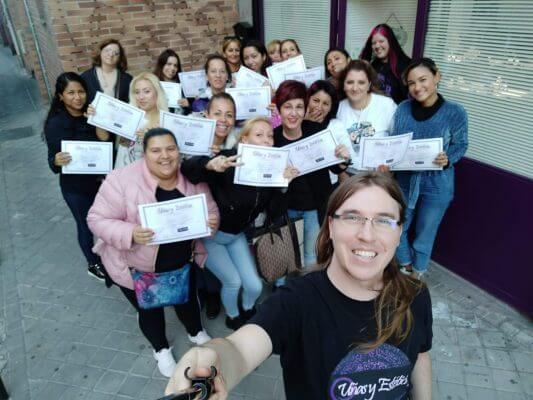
87;159;219;289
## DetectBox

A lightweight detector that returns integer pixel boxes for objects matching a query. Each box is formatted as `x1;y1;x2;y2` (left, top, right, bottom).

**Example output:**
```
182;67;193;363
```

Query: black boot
225;315;245;331
205;292;221;319
241;306;257;322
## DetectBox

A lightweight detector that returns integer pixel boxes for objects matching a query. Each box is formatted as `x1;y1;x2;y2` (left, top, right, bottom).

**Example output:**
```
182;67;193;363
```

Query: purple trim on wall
329;0;339;48
412;0;431;58
252;0;264;44
337;0;347;48
432;158;533;315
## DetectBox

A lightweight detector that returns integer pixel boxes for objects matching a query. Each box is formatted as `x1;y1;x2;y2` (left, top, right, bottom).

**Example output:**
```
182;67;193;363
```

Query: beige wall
4;0;239;101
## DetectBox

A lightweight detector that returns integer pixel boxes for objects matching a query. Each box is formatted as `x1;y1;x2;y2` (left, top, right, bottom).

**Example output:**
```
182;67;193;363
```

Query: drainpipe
21;0;52;100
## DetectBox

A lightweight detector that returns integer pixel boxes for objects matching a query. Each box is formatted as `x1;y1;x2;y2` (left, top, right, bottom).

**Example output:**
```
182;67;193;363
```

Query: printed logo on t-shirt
328;343;411;399
378;72;393;98
347;121;376;155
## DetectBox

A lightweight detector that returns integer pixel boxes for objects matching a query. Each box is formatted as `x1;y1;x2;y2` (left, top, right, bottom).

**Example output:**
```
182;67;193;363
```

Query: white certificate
61;140;113;174
283;129;342;176
226;87;271;120
178;70;207;98
266;55;307;90
235;66;269;88
160;111;216;156
234;143;289;187
360;132;413;169
87;92;145;140
138;194;211;245
285;66;325;87
391;138;443;171
160;82;182;108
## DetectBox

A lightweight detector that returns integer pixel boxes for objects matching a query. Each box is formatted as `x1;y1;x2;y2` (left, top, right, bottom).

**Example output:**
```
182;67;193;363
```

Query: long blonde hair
237;117;272;143
129;72;168;127
316;172;424;350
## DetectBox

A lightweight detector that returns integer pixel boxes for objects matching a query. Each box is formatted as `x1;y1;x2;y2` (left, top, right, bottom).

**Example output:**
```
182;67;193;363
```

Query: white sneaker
188;330;211;345
153;347;177;378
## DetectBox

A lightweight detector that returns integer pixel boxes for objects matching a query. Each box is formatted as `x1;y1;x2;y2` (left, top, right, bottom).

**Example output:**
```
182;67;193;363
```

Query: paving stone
512;352;533;374
51;363;104;389
108;352;138;373
437;381;468;399
465;386;498;400
464;364;493;388
434;360;465;384
117;375;149;398
89;349;119;369
455;326;482;346
480;330;508;348
485;348;517;371
518;372;533;395
94;371;128;394
461;346;487;367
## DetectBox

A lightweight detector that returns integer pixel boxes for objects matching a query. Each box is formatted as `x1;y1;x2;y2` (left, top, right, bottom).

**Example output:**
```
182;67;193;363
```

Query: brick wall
4;0;239;102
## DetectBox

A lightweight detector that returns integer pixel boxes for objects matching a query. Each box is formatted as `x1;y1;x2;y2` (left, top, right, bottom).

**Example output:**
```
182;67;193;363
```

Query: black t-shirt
154;187;193;272
250;269;433;400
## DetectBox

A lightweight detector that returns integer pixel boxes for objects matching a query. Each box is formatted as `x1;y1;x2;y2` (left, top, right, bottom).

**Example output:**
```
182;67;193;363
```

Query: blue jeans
203;231;263;318
396;193;450;273
288;209;319;267
61;189;99;265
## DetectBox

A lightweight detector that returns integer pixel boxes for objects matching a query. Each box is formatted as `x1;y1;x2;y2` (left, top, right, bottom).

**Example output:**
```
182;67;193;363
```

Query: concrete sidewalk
0;45;532;400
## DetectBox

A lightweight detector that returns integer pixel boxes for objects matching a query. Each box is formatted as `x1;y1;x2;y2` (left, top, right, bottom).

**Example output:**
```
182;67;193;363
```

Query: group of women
44;22;467;396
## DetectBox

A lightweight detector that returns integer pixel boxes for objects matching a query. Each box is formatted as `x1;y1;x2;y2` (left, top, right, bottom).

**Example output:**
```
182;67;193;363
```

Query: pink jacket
87;159;219;289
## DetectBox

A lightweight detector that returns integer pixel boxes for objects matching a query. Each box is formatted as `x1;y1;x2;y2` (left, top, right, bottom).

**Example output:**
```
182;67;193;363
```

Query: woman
360;23;412;104
274;80;349;267
280;38;301;61
153;49;191;114
182;117;298;330
115;72;168;168
165;172;433;400
390;58;468;279
267;39;282;64
87;128;220;377
241;40;270;76
44;72;109;281
204;92;237;153
336;60;397;174
305;80;339;125
81;38;132;103
324;47;351;89
192;54;232;114
222;37;241;73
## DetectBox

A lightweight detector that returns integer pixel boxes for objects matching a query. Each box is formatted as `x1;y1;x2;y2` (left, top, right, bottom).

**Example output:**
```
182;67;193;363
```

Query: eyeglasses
102;48;120;57
332;213;400;232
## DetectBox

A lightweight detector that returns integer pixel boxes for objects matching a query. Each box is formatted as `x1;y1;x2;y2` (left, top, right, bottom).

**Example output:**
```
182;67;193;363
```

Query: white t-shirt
336;93;397;171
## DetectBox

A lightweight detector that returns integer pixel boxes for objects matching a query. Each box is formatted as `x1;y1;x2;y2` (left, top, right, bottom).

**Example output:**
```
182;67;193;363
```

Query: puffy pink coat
87;159;219;289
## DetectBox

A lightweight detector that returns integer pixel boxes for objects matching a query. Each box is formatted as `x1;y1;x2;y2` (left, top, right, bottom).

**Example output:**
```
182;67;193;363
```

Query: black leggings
120;268;203;351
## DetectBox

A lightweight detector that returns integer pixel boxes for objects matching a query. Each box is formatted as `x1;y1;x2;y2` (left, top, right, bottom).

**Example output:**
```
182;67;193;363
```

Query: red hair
274;80;308;110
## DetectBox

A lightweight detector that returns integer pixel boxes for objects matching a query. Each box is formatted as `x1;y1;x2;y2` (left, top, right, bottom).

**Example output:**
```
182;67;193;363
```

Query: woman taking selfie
87;128;219;377
165;172;433;400
45;72;109;281
390;58;468;279
360;23;412;104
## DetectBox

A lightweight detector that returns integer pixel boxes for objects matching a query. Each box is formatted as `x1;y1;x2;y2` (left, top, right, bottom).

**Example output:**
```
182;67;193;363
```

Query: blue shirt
391;98;468;208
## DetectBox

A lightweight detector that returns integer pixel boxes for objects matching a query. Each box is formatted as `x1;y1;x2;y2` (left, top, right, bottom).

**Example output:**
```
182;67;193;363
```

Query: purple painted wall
432;158;533;315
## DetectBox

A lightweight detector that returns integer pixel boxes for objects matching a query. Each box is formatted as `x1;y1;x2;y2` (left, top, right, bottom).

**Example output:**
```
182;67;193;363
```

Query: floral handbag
131;263;191;310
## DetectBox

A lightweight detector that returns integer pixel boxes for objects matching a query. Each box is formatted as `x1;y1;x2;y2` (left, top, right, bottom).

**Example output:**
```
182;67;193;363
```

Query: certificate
283;129;342;175
391;138;443;171
138;194;211;245
87;92;145;140
160;111;215;156
285;66;325;87
360;133;412;169
178;70;207;98
234;143;289;187
235;66;269;88
61;140;113;174
266;55;307;90
226;87;271;120
160;82;182;108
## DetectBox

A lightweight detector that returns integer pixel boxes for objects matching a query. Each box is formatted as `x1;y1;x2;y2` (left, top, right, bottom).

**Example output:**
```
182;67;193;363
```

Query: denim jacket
391;99;468;208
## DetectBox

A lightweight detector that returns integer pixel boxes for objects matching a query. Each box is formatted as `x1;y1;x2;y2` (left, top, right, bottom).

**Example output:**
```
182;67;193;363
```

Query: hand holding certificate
138;194;211;245
283;129;343;175
61;140;113;174
235;66;270;88
160;111;216;156
87;92;145;140
285;66;325;88
226;87;271;120
160;82;182;108
266;55;306;90
360;133;412;169
391;138;443;171
234;143;290;187
178;70;208;98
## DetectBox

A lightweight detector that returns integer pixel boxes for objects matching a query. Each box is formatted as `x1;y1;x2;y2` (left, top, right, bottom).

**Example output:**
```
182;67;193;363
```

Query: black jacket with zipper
181;149;287;234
